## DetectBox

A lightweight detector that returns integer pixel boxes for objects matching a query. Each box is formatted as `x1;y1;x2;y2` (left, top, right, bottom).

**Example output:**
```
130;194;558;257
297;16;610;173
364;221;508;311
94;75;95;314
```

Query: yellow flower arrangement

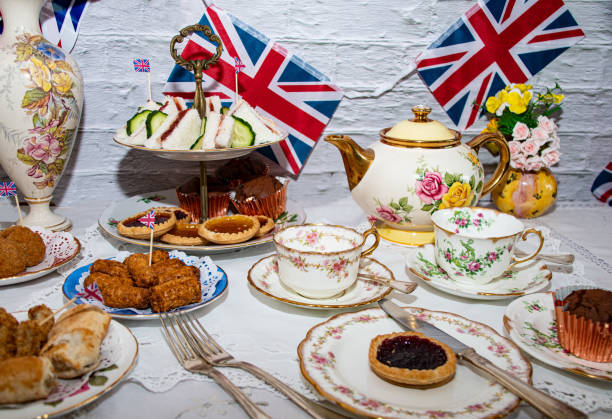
439;182;473;209
28;56;52;92
52;72;73;94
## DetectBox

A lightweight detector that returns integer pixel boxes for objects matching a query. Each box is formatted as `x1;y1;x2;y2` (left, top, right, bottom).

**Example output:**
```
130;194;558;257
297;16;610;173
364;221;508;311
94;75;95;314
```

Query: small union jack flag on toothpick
138;210;156;229
234;56;245;74
0;181;23;225
133;58;151;73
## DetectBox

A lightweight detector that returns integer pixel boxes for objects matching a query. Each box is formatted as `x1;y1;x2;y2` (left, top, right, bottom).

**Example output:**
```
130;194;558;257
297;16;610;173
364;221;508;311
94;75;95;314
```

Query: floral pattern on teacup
281;228;359;252
447;209;494;233
438;239;509;278
281;253;357;282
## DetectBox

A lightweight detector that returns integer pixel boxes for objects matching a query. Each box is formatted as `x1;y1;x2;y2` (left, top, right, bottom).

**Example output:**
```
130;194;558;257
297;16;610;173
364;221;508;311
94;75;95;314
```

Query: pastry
554;287;612;362
41;305;111;378
160;223;206;246
231;175;288;219
150;276;201;312
0;226;46;267
117;209;176;240
90;259;130;278
175;176;230;220
0;356;56;404
254;215;274;237
0;308;18;362
0;239;27;278
198;215;260;245
369;331;456;387
216;156;269;188
152;206;191;224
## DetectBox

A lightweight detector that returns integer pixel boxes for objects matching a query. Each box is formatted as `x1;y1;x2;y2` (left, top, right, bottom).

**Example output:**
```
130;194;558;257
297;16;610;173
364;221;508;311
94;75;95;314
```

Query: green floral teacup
273;224;379;298
430;207;544;285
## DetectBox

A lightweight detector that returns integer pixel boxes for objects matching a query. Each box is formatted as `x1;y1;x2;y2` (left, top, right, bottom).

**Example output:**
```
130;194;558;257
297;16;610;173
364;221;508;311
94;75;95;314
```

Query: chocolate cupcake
554;286;612;362
231;175;288;220
215;156;269;188
175;176;230;220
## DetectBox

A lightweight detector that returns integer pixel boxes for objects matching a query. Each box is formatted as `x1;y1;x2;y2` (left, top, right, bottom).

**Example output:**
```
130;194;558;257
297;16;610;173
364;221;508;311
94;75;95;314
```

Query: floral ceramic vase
491;167;557;218
0;0;83;231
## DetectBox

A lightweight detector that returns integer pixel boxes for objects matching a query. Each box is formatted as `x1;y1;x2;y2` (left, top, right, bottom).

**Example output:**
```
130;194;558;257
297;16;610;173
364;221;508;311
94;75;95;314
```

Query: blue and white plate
62;250;228;319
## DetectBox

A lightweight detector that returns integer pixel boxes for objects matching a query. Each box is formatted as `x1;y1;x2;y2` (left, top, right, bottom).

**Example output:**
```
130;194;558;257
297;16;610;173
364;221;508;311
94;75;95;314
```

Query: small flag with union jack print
138;210;156;229
133;58;151;73
591;162;612;206
0;182;17;197
234;56;245;74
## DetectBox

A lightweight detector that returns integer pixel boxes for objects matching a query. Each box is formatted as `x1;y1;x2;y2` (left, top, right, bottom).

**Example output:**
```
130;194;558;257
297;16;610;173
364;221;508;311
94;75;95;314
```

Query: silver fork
175;312;351;419
159;313;271;419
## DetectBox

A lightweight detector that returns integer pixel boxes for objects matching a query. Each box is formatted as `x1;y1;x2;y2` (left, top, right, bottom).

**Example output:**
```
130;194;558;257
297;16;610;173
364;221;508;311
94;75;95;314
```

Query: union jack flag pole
0;182;22;226
233;56;245;103
133;58;152;102
138;210;156;265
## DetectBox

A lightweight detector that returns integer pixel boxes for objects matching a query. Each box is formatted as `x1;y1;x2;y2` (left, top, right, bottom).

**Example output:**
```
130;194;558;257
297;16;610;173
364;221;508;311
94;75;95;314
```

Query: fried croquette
0;239;27;278
0;226;46;267
150;277;201;312
98;283;151;309
27;305;54;338
156;265;200;285
15;320;46;356
83;272;132;289
89;259;130;278
0;308;18;361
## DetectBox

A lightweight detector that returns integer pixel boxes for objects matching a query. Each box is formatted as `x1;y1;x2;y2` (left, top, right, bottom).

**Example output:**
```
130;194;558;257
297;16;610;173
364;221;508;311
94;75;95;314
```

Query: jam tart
152;206;191;224
369;331;456;387
117;209;176;239
254;215;275;237
160;223;206;246
198;215;260;245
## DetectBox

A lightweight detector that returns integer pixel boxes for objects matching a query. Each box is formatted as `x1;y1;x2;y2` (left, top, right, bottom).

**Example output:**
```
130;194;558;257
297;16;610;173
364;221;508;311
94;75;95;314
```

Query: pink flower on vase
541;149;560;167
25;134;62;164
508;140;522;157
537;115;557;133
467;261;481;271
376;206;402;223
415;171;448;204
531;127;549;147
525;156;543;171
26;165;43;178
521;139;539;156
512;122;530;141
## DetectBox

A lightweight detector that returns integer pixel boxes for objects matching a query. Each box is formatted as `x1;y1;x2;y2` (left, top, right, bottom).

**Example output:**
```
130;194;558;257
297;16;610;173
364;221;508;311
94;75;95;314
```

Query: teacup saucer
247;255;393;309
406;244;551;300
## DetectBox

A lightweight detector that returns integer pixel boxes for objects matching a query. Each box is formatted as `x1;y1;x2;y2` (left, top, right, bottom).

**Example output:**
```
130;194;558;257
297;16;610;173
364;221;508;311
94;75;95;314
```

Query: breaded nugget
151;258;185;277
150;276;201;312
15;320;46;356
131;266;157;288
156;265;200;285
0;308;18;361
98;283;151;309
0;226;46;267
83;272;132;289
124;253;148;275
151;250;169;264
28;305;54;338
0;238;27;278
90;259;130;278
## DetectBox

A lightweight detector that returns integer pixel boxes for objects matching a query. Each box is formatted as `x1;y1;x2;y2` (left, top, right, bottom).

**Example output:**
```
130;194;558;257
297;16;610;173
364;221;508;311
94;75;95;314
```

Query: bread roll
0;356;56;404
41;305;111;378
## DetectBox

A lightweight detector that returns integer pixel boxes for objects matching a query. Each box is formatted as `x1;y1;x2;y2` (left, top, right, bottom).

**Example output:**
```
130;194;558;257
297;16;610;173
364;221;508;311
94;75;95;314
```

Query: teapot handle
466;132;510;196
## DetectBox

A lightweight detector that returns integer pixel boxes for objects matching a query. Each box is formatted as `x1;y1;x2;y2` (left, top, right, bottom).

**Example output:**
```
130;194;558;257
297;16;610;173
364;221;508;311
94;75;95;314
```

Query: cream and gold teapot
326;105;510;238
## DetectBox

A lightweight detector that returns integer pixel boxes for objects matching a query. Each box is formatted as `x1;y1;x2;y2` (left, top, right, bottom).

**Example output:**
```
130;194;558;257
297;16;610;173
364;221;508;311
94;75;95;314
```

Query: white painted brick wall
2;0;611;207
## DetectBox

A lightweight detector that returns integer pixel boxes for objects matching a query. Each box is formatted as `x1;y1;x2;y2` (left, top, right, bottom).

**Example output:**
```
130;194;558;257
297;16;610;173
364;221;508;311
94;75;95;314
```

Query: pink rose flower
26;166;43;178
541;149;560;167
508;140;522;157
521;139;538;156
512;122;530;141
25;134;62;164
467;261;481;271
415;171;448;204
510;152;527;170
525;156;543;171
531;127;549;147
376;206;402;223
537;115;557;133
548;134;561;150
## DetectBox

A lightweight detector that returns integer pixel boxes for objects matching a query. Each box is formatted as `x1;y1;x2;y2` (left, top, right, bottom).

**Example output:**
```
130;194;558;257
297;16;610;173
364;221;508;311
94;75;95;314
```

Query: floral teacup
430;207;544;285
273;224;379;298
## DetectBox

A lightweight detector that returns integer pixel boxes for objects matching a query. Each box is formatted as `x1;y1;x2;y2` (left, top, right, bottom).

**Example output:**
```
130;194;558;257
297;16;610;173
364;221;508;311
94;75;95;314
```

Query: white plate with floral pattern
247;256;393;309
503;292;612;381
298;307;531;418
0;227;81;287
98;189;305;254
406;245;551;300
2;312;137;418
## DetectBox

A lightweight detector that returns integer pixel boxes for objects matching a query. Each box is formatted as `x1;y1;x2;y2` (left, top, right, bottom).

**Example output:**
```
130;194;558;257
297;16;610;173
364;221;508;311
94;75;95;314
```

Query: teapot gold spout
325;135;374;191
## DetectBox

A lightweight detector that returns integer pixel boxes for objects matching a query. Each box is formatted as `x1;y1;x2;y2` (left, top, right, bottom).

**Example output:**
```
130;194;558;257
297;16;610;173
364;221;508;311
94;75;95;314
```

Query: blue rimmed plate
62;251;227;319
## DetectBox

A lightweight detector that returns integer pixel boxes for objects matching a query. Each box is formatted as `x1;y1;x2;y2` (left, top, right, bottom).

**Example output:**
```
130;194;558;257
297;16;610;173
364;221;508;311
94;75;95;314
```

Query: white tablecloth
1;197;611;418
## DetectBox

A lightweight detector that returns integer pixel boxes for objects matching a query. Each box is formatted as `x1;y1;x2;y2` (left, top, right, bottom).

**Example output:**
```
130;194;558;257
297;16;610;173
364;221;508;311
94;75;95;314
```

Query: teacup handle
361;225;380;258
508;228;544;270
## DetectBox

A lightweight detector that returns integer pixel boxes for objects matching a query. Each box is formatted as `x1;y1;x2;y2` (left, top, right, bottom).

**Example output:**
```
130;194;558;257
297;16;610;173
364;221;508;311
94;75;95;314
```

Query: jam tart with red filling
369;331;456;387
152;206;191;224
198;215;260;245
117;209;176;240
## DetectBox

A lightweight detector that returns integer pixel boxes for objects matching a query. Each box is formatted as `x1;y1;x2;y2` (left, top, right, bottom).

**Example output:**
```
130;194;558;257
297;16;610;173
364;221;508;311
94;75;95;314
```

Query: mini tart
198;215;260;245
254;215;275;237
160;224;206;245
369;331;456;387
152;206;191;224
117;210;176;239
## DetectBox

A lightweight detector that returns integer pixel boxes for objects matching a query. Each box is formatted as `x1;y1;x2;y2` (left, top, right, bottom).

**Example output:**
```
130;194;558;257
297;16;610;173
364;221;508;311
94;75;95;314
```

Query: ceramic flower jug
326;105;510;235
0;0;83;231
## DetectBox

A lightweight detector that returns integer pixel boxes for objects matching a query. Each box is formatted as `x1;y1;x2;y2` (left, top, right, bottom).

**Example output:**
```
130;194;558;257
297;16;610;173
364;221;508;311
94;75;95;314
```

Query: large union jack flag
415;0;584;131
163;4;343;178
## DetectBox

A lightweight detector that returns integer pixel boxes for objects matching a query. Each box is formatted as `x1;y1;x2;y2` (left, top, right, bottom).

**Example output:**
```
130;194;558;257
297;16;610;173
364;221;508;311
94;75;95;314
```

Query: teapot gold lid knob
412;105;432;122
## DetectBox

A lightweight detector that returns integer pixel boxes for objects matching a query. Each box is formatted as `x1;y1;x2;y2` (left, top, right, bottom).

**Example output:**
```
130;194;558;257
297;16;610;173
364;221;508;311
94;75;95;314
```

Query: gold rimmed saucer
247;255;393;309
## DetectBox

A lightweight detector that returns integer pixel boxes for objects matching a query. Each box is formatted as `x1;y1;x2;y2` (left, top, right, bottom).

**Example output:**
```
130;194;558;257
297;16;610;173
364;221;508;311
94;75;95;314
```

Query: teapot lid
385;105;456;142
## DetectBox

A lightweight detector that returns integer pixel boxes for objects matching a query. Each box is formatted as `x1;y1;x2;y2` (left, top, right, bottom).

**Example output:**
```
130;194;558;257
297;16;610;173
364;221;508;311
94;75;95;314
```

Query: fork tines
173;312;232;364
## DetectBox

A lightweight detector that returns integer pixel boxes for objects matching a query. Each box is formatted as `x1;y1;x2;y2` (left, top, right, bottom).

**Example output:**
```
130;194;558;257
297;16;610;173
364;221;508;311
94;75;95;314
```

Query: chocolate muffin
564;289;612;323
231;175;288;219
175;176;230;220
215;156;269;188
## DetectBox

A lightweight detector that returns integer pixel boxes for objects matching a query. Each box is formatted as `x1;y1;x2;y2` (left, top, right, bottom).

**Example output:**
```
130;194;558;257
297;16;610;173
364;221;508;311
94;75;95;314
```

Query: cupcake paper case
554;286;612;363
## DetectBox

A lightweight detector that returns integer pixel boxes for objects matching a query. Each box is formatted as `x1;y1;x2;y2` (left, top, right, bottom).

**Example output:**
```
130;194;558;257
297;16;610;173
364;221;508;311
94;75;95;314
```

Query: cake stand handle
200;161;208;223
